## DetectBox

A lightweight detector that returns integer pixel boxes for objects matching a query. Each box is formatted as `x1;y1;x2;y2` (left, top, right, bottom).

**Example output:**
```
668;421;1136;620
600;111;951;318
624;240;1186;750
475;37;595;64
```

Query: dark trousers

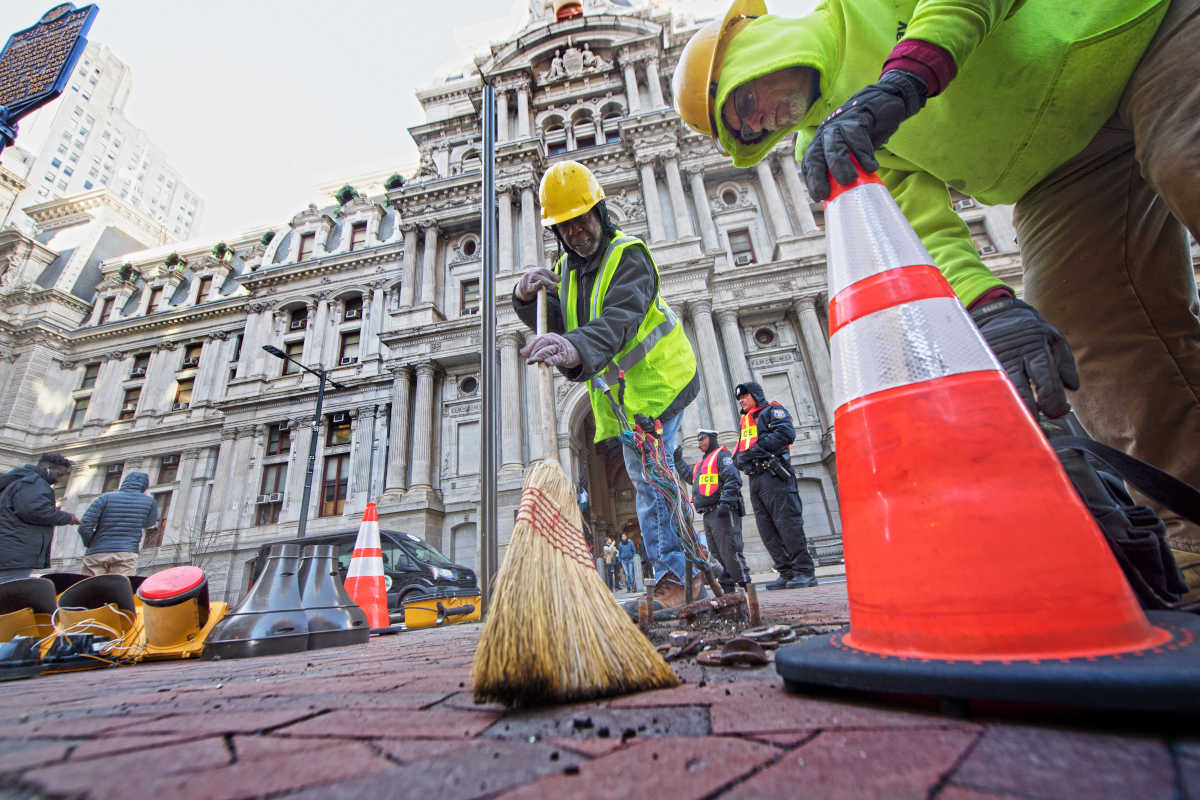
748;471;814;579
701;504;749;586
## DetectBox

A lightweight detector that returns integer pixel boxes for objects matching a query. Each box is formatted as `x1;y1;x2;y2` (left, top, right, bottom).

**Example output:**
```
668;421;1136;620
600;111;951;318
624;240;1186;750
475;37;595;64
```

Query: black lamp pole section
262;345;346;539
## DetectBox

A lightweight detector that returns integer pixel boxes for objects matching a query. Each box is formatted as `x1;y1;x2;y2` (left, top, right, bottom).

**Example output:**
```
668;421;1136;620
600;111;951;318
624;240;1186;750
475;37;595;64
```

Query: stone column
716;309;751;387
283;416;311;520
756;159;794;240
362;282;386;360
498;188;514;272
370;404;388;500
305;297;329;369
688;299;735;434
190;333;224;405
419;223;439;306
221;426;256;531
663;156;695;238
163;448;200;546
207;428;239;531
85;356;128;423
686;166;719;251
143;346;178;414
637;155;666;243
516;80;531;137
385;365;413;493
779;154;820;234
409;362;437;491
348;407;374;509
794;295;836;428
495;88;509;142
400;224;418;307
499;331;524;475
519;182;538;269
621;58;642;114
645;57;665;108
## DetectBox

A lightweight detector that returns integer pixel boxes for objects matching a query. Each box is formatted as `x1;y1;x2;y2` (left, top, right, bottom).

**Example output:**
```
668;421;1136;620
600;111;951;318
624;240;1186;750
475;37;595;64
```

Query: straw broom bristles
471;458;679;706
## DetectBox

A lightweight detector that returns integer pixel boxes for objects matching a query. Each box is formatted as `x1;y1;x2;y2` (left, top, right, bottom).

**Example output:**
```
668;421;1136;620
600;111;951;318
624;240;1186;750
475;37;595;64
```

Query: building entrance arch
561;387;639;562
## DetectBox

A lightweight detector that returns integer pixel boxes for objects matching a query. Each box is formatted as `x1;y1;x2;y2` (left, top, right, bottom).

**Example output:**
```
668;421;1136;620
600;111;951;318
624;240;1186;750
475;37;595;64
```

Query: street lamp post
262;345;346;539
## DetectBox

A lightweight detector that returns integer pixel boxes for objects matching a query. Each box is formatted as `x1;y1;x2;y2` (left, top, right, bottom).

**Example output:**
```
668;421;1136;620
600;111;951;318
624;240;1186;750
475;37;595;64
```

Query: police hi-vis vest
556;231;697;442
692;446;727;498
736;402;785;454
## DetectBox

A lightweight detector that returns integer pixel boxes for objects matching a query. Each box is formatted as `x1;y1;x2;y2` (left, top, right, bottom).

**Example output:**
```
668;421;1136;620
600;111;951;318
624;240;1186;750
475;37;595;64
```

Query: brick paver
0;582;1194;799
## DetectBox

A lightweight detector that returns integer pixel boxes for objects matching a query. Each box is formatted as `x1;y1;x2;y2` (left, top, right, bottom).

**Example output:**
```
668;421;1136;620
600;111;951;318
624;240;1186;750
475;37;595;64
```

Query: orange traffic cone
775;165;1200;712
344;503;391;632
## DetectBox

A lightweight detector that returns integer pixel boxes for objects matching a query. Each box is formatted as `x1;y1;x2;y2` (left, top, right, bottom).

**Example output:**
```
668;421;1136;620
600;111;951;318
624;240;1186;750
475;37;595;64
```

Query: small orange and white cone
343;503;389;630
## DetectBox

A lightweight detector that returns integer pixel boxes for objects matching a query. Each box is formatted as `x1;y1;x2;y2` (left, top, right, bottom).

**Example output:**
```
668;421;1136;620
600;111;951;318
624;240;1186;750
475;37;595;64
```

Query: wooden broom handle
536;288;559;465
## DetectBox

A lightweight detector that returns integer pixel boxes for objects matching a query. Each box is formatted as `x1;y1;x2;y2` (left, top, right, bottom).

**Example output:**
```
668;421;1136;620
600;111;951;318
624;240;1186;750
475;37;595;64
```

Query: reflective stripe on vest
824;175;1001;412
556;231;697;441
692;447;725;497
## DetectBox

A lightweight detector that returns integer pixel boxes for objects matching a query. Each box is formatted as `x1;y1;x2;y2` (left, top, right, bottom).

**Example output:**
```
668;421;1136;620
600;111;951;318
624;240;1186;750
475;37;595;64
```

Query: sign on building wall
0;3;98;152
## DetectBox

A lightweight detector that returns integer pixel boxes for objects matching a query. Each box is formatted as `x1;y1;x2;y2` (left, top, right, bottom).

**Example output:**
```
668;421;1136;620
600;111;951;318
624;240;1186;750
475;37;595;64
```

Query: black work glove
673;445;684;465
801;70;927;201
970;296;1080;419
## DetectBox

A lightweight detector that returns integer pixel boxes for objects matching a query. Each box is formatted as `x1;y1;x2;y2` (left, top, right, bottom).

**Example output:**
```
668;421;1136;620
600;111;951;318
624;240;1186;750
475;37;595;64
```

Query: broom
471;289;679;706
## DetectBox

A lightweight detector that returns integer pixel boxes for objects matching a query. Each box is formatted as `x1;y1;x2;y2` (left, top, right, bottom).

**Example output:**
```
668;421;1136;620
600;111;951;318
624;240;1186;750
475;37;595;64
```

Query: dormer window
349;221;368;251
97;296;114;324
196;275;212;302
297;232;316;261
146;286;164;314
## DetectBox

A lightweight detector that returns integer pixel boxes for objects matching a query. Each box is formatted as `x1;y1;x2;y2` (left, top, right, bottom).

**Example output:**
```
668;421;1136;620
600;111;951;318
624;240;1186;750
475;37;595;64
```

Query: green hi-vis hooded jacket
714;0;1169;306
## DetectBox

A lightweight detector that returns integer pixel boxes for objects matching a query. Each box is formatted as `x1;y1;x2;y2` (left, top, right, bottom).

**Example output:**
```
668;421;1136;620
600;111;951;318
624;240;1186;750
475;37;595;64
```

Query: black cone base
776;610;1200;714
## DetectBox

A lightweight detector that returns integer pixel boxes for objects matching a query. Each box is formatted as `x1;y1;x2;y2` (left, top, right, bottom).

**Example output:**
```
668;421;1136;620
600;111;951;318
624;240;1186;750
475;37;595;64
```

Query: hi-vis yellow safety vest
556;231;697;442
692;446;726;498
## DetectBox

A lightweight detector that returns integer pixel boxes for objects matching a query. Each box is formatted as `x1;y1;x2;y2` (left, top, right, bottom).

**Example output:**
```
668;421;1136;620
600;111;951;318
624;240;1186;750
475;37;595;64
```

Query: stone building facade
0;1;1025;602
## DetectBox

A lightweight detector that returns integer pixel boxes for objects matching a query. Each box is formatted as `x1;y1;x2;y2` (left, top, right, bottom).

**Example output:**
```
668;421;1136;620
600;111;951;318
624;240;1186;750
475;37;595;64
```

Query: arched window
543;117;567;156
572;114;596;150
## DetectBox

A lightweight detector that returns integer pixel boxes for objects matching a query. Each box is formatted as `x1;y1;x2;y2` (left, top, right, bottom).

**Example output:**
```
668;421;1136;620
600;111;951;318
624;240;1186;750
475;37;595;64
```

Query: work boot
785;575;818;589
652;573;707;610
764;575;790;591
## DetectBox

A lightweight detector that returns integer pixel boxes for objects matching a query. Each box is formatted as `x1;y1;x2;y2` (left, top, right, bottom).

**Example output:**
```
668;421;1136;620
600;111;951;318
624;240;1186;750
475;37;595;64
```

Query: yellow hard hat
539;160;606;227
673;0;767;141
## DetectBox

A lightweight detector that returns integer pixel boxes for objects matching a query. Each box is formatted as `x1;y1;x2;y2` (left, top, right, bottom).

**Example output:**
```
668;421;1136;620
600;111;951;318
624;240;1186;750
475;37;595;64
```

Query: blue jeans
620;412;686;584
622;558;638;590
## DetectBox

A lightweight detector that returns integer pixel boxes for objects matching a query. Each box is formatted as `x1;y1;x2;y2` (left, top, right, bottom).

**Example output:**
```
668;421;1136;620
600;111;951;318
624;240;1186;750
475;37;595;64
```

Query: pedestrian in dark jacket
676;427;750;592
77;471;158;577
618;532;638;591
0;453;78;582
732;382;817;590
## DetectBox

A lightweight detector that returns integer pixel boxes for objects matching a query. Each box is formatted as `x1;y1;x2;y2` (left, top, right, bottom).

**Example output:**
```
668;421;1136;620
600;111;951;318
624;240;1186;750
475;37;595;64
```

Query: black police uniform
733;382;816;586
676;439;750;589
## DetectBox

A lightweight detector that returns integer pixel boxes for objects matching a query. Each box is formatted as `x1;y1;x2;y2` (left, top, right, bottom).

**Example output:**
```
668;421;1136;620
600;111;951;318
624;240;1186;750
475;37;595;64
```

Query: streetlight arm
262;344;338;383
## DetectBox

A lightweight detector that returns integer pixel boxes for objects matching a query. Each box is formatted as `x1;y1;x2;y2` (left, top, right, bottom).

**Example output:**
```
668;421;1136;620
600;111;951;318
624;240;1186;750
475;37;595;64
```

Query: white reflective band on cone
831;296;1001;410
826;183;933;297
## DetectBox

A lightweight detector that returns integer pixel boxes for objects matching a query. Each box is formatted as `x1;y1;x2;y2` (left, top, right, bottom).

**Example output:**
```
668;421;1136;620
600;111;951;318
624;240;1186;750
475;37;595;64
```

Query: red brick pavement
0;582;1194;799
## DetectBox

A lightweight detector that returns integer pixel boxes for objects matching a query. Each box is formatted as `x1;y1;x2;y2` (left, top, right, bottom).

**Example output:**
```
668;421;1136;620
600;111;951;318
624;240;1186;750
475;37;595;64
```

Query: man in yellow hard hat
673;0;1200;589
512;160;703;611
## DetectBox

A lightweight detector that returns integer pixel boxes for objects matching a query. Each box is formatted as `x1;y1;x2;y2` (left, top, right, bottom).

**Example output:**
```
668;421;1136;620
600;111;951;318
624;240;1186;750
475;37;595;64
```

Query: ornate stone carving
539;40;612;84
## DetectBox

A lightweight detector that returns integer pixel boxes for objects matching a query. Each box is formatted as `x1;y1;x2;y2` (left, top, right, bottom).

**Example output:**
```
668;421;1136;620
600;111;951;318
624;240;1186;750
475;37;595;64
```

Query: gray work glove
801;69;927;201
521;332;581;368
515;267;559;302
970;296;1080;419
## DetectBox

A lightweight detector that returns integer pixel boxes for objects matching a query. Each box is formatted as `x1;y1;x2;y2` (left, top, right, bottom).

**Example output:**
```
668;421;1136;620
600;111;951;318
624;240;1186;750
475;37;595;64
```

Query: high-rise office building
10;41;204;240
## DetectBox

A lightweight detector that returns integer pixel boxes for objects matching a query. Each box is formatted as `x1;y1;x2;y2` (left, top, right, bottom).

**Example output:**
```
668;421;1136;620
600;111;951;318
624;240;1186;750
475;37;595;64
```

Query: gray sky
2;0;815;243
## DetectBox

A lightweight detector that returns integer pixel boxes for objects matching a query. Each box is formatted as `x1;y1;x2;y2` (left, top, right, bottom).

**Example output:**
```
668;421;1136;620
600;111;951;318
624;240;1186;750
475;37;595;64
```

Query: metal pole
297;370;326;540
479;82;499;613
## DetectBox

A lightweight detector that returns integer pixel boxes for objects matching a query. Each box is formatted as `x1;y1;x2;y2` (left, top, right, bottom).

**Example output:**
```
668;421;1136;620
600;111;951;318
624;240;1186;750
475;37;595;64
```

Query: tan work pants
1013;0;1200;554
81;552;138;577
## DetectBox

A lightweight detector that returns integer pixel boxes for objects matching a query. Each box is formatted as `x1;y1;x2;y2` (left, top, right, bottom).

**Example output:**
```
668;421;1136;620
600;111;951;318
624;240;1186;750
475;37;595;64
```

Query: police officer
675;428;749;593
732;382;816;589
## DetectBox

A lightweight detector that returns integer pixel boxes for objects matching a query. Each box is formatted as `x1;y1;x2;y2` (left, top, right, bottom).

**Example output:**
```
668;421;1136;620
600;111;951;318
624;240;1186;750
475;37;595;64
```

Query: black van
248;529;477;612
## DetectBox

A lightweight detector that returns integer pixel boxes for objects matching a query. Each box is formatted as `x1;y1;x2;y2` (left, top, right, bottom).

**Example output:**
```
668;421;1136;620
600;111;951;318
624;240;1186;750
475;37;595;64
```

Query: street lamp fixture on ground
262;345;347;539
